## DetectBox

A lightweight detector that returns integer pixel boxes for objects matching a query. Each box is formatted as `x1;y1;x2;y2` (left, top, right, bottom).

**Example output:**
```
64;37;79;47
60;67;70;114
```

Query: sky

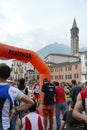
0;0;87;65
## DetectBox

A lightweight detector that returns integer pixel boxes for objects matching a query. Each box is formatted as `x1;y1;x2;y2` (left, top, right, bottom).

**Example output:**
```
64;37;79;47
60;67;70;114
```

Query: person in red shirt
53;81;67;130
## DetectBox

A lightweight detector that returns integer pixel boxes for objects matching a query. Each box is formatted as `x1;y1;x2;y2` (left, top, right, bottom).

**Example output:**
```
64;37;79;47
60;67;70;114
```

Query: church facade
71;19;87;83
45;19;87;83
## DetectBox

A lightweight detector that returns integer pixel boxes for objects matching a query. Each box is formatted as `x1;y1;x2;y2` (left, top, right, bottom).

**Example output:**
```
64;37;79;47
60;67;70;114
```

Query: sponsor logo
4;46;31;59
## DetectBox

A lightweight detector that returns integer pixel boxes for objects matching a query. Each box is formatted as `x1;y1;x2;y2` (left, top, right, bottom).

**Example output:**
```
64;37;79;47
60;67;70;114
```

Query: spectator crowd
0;63;87;130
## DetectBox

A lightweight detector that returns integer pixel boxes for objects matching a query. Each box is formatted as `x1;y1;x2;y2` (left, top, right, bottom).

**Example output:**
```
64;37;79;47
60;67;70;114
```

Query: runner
16;99;44;130
0;64;34;130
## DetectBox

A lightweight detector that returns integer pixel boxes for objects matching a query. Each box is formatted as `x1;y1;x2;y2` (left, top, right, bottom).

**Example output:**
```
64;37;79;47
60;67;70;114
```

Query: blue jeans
11;112;18;130
55;102;66;130
11;111;24;130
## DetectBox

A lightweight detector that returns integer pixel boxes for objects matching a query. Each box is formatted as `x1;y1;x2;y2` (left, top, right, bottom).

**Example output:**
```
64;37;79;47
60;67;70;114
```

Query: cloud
0;13;6;21
0;0;87;66
0;0;87;51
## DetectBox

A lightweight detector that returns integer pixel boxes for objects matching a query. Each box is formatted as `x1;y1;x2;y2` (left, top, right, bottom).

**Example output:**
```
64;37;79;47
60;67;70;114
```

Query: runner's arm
15;94;34;112
73;93;87;123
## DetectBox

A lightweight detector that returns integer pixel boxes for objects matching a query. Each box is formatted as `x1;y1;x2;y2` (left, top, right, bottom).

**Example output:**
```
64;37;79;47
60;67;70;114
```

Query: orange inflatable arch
0;43;51;103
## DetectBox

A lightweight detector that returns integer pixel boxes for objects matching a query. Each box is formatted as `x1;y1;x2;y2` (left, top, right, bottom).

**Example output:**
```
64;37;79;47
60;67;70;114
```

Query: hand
10;108;16;119
84;115;87;123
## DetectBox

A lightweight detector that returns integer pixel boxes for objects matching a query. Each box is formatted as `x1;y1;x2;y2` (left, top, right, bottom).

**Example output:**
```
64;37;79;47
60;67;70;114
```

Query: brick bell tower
70;18;79;55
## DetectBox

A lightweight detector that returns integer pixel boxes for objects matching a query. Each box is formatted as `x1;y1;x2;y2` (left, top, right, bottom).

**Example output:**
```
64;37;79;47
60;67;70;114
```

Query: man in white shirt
0;63;34;130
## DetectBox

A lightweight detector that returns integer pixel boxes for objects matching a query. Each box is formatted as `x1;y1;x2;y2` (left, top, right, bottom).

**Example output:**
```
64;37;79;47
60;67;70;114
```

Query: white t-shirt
0;83;24;130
